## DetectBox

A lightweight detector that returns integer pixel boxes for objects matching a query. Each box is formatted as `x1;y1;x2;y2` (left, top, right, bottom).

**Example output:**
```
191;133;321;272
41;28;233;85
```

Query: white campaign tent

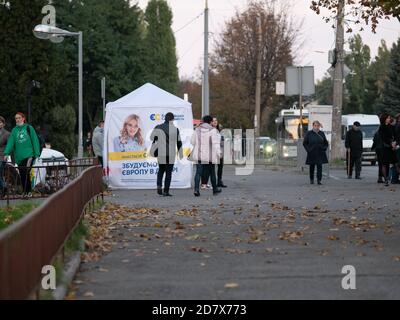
103;83;193;189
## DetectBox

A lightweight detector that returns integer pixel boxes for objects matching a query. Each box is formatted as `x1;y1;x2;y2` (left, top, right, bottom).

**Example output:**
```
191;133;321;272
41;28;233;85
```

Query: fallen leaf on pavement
83;291;94;297
224;283;239;289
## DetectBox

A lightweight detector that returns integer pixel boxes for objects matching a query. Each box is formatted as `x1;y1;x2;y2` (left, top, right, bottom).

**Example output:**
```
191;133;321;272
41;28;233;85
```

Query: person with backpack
3;112;41;196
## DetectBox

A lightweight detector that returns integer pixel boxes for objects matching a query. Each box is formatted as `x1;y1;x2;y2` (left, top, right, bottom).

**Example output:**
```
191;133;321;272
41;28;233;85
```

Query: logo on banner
150;114;185;121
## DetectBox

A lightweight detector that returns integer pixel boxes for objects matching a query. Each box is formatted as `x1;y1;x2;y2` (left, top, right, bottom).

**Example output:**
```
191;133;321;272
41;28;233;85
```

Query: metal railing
0;165;103;299
0;157;98;201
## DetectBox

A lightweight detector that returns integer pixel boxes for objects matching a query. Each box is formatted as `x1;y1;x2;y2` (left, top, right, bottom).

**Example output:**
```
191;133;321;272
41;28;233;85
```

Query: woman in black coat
303;120;329;185
378;114;396;186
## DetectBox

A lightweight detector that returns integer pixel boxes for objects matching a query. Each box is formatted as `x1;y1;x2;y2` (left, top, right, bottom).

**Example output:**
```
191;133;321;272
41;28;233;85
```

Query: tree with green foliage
364;40;391;114
344;35;371;114
49;104;76;158
378;38;400;115
143;0;178;94
53;0;146;129
315;75;333;105
0;0;70;127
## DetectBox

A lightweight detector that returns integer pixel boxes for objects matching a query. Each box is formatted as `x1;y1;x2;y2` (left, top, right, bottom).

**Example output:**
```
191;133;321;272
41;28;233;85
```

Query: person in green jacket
4;112;41;196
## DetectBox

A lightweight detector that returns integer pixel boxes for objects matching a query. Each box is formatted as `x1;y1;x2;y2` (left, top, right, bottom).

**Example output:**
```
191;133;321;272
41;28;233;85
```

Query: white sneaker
206;184;212;189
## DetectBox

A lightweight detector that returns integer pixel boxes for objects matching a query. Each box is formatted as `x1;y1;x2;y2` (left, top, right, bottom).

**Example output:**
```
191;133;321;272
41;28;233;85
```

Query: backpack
27;125;44;156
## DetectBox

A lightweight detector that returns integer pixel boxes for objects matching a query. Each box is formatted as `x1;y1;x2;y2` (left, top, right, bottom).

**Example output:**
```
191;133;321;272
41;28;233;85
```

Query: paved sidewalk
72;165;400;299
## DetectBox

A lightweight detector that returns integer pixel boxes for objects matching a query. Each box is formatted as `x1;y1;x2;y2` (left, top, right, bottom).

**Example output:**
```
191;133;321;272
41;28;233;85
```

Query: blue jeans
194;163;217;192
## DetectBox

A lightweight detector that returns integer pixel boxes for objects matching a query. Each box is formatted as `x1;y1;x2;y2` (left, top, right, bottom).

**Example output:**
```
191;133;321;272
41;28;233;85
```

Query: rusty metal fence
0;158;98;201
0;165;103;299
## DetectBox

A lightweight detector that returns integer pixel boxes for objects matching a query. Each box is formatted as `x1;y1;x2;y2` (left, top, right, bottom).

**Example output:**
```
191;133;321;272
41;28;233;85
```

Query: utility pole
101;77;106;120
331;0;345;161
255;16;262;140
298;66;303;138
202;0;209;117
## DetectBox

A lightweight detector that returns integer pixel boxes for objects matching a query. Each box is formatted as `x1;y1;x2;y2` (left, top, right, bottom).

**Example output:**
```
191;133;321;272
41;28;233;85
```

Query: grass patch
330;158;346;167
0;202;38;231
65;220;88;254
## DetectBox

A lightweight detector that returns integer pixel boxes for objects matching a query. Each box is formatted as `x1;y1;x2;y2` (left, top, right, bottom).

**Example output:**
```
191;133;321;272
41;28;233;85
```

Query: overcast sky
135;0;400;81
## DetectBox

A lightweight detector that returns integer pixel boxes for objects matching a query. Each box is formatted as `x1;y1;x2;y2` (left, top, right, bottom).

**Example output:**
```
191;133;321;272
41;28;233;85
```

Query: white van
341;114;380;165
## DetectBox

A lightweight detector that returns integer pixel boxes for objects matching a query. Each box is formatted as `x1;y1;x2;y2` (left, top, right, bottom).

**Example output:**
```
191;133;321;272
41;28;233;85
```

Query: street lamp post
33;24;83;158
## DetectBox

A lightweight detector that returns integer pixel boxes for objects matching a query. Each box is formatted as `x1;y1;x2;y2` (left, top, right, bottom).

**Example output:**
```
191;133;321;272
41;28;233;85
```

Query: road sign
285;66;315;96
276;81;285;95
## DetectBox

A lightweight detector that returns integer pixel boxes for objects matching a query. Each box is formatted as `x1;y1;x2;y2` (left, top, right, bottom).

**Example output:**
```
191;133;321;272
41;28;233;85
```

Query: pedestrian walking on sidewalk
303;120;329;185
345;121;363;179
150;112;183;197
3;112;41;196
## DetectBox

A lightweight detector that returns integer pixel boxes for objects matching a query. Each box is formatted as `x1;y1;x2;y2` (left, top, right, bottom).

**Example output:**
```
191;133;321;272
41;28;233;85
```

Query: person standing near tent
92;120;104;166
114;114;145;152
150;112;183;197
190;115;222;196
201;117;227;189
3;112;40;196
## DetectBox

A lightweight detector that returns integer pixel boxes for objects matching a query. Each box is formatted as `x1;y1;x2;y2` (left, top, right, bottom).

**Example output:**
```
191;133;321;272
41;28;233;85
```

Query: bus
275;107;309;159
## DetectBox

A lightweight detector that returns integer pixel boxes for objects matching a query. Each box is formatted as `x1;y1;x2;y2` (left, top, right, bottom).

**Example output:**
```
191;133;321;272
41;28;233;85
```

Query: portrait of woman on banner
113;114;146;152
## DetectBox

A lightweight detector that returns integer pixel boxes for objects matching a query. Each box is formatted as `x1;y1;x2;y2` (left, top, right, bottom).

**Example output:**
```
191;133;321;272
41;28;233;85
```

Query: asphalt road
72;164;400;300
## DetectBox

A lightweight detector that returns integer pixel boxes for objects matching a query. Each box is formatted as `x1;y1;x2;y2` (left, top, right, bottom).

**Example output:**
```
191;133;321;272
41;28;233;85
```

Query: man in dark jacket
150;112;183;197
345;121;363;179
303;120;329;185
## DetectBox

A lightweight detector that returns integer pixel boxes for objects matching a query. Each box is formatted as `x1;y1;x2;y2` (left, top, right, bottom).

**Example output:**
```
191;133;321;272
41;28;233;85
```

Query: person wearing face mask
345;121;363;179
303;120;329;185
3;112;40;196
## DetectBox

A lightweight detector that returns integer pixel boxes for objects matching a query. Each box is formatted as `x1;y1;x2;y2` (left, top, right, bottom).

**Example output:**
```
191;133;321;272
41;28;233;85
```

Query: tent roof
106;83;191;109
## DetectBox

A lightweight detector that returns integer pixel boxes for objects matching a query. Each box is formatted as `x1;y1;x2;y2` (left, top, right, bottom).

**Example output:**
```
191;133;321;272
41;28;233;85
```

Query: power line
179;33;204;60
174;11;204;34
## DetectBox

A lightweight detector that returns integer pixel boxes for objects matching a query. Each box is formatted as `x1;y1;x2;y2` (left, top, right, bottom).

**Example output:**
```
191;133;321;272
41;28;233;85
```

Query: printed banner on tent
105;106;193;189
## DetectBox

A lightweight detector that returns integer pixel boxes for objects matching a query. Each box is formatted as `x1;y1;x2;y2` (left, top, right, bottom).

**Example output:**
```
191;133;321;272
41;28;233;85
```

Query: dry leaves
224;283;239;289
279;230;304;241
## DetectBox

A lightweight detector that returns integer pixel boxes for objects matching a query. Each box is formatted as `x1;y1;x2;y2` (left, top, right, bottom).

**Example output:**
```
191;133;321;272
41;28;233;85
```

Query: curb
52;244;83;300
53;252;81;300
